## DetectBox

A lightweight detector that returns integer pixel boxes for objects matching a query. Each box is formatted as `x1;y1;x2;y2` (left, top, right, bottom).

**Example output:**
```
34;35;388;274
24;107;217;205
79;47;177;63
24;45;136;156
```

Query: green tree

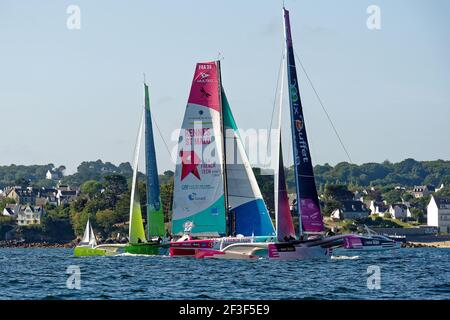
95;209;118;236
323;185;353;201
161;182;173;223
81;180;103;199
383;189;403;205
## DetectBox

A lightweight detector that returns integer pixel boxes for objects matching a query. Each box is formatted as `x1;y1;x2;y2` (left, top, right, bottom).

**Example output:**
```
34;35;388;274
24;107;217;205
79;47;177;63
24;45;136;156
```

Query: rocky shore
402;241;450;248
0;240;77;248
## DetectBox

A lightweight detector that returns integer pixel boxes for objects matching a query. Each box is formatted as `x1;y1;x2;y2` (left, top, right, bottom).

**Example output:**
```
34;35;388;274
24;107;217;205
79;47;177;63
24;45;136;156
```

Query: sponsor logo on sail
180;150;201;181
200;87;211;98
188;193;206;201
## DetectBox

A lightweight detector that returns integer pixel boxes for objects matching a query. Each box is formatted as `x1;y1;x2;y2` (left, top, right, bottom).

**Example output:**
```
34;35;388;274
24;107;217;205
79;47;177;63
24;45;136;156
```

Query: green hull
124;242;169;255
73;246;109;257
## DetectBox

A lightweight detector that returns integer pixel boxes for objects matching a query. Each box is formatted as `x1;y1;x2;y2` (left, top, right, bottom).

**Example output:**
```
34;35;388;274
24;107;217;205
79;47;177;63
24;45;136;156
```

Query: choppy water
0;248;448;300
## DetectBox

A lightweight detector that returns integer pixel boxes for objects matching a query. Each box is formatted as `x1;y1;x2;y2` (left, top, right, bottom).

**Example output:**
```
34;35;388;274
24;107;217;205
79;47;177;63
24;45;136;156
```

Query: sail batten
283;8;324;234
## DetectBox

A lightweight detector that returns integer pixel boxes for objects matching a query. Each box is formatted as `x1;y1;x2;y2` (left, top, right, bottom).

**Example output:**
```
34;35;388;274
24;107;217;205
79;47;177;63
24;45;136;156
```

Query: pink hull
169;239;215;257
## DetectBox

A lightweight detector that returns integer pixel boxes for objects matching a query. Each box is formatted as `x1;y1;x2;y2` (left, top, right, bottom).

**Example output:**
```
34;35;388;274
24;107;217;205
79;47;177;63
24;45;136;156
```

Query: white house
331;201;370;220
16;205;44;226
369;200;388;215
387;204;408;220
427;195;450;233
46;169;63;180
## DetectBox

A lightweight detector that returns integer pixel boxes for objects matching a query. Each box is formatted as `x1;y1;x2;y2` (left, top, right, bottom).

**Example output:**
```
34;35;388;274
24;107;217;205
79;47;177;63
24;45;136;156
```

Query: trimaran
169;7;345;260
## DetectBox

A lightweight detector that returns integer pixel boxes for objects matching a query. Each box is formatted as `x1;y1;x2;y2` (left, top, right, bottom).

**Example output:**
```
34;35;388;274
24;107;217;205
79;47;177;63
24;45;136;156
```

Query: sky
1;0;449;174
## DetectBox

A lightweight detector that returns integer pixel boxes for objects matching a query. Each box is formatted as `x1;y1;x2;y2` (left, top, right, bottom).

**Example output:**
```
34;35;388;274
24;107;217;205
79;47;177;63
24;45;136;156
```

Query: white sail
128;109;147;243
81;219;97;247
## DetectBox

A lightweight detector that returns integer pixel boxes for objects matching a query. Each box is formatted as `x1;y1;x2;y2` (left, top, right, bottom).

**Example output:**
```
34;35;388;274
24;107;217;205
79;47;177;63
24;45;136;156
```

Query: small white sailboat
73;219;124;256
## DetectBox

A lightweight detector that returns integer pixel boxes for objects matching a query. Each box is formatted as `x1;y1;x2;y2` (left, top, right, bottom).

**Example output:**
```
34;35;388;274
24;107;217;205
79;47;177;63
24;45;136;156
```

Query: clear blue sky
1;0;449;174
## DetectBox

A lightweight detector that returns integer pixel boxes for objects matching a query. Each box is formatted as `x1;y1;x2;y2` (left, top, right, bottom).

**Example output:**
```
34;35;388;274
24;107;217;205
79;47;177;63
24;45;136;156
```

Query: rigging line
132;107;145;165
151;113;173;158
264;52;284;170
294;51;353;164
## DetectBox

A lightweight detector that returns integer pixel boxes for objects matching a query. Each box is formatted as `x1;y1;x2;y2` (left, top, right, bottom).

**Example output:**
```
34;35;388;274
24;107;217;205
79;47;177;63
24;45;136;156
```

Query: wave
115;252;157;257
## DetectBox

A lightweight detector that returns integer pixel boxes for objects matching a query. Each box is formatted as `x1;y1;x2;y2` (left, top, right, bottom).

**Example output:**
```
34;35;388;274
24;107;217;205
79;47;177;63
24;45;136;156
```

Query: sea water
0;248;448;300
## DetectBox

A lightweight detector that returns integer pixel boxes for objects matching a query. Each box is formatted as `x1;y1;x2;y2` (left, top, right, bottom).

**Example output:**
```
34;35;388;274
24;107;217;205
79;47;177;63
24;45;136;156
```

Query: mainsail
283;8;324;234
144;83;164;238
129;112;147;244
222;89;275;236
172;62;226;236
81;219;97;247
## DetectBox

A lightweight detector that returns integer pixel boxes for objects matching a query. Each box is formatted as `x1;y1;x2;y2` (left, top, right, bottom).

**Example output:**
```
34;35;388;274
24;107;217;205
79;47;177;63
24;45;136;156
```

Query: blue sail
144;83;164;238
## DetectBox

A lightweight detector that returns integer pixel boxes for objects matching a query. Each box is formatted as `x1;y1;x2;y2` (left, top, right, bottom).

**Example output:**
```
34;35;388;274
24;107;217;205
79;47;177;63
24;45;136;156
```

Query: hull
334;234;401;255
191;236;345;260
268;242;330;260
124;242;169;255
195;243;269;260
169;236;273;257
73;246;117;257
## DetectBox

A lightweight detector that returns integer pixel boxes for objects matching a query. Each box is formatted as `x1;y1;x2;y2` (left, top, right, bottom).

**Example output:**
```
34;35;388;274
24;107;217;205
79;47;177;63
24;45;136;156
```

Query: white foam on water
115;252;156;257
331;255;360;260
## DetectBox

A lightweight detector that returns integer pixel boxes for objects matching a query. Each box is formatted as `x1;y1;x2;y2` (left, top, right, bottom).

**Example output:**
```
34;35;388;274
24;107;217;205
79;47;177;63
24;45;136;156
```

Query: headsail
222;89;275;237
283;8;324;234
144;83;165;238
172;62;226;237
129;112;147;244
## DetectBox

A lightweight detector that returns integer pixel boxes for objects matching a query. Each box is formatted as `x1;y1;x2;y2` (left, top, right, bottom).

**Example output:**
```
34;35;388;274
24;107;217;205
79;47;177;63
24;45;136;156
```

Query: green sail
130;188;147;244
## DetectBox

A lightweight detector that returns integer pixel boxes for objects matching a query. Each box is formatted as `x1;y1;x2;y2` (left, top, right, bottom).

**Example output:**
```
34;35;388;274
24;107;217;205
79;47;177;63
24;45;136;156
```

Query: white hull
196;241;331;260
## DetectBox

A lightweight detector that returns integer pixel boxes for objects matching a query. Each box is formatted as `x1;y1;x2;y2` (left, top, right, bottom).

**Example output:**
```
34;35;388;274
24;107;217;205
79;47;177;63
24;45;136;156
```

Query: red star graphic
180;150;201;181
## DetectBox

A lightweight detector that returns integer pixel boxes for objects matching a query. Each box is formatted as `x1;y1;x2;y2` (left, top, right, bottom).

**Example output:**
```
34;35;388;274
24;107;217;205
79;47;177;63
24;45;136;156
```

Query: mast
217;59;230;236
283;7;325;236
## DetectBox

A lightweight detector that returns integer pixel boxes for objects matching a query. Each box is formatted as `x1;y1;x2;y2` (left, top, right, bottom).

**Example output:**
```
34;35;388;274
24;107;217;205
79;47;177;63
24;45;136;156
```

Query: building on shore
427;195;450;233
16;205;44;226
5;187;37;205
331;200;370;220
388;204;409;220
2;204;44;226
411;185;435;198
369;200;389;215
